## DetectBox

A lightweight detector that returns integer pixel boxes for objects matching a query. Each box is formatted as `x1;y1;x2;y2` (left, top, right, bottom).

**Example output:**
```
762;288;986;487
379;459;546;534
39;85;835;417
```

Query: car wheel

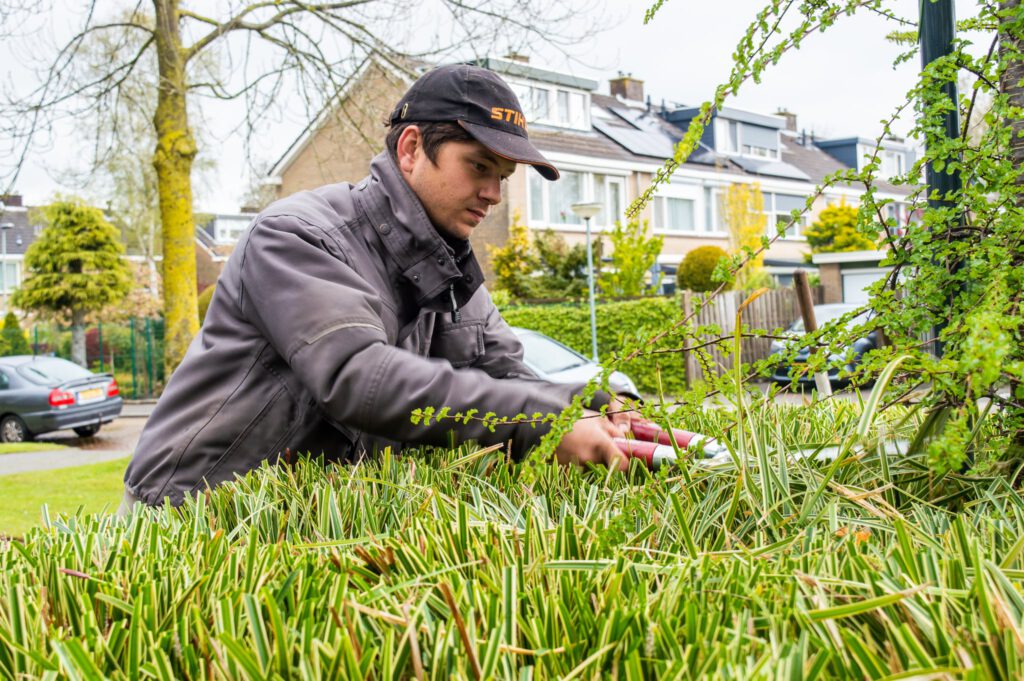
73;424;101;438
1;415;31;443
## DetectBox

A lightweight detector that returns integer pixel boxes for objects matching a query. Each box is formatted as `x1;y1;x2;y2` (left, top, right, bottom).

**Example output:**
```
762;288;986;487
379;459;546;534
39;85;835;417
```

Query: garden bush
676;245;727;293
198;284;216;325
1;399;1021;679
501;297;687;395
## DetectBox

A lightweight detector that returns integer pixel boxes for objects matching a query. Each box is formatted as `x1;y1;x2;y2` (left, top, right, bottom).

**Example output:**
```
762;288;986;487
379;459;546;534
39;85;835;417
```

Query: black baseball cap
388;64;560;181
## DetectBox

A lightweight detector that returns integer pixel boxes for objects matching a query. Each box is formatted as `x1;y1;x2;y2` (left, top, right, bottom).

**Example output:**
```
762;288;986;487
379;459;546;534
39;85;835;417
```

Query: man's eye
474;163;487;173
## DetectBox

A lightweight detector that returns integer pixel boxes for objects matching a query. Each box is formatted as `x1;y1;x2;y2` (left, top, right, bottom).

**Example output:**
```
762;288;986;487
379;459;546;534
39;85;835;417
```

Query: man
121;64;632;512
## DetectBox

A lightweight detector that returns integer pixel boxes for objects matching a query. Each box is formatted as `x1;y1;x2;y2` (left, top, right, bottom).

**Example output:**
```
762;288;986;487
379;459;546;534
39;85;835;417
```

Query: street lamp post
570;201;603;362
0;222;13;312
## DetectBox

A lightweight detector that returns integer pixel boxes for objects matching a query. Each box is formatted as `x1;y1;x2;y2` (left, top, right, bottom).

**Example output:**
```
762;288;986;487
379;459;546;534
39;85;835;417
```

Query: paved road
0;401;153;476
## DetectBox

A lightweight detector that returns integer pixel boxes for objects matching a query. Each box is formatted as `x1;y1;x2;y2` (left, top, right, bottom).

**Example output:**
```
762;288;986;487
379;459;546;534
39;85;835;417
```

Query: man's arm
239;216;604;458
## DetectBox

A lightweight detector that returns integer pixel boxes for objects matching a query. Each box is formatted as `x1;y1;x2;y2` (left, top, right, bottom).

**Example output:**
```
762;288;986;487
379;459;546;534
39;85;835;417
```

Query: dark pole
919;0;962;357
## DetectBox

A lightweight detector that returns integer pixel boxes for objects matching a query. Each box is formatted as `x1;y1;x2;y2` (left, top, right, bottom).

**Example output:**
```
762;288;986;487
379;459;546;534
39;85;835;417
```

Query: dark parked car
768;304;878;387
512;328;640;396
0;355;123;442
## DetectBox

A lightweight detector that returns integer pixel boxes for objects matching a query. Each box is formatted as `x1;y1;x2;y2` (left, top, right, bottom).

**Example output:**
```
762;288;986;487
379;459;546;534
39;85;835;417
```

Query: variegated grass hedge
2;402;1023;679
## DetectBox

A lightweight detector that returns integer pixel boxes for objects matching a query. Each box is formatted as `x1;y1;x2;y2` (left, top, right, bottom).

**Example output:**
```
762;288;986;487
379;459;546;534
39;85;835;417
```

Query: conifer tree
12;199;131;367
0;312;31;356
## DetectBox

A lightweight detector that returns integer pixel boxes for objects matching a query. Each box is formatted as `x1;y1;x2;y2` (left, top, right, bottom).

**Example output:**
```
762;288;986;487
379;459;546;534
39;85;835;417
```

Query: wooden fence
680;286;824;382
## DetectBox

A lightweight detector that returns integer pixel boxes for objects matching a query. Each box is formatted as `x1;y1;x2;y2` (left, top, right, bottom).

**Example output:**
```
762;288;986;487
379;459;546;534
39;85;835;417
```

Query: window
530;87;549;121
547;170;584;224
569;92;587;128
0;371;8;390
556;90;570;124
704;187;718;231
768;193;807;238
509;80;589;130
654;197;696;232
716;118;780;159
881;150;904;177
527;170;627;226
593;175;625;227
717;119;739;154
528;172;545;222
0;261;18;291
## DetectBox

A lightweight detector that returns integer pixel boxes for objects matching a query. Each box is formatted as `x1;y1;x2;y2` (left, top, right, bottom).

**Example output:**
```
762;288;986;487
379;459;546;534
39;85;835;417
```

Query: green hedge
500;297;687;395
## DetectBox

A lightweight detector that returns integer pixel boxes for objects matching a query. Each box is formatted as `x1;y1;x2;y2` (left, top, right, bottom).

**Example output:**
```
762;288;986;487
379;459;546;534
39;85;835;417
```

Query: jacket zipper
449;284;461;323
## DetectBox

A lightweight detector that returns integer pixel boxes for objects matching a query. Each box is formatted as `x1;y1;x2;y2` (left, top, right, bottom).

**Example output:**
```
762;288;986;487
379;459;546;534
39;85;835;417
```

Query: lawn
0;457;125;537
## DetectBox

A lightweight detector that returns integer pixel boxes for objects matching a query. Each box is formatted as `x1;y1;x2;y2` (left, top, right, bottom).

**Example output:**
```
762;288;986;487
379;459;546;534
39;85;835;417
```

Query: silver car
511;328;639;396
0;355;123;442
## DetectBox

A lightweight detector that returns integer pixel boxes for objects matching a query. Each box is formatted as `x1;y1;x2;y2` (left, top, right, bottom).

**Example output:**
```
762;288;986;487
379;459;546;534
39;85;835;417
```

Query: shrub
803;200;877;253
677;245;727;292
487;210;535;300
0;312;30;355
598;218;663;297
198;284;216;325
501;297;686;394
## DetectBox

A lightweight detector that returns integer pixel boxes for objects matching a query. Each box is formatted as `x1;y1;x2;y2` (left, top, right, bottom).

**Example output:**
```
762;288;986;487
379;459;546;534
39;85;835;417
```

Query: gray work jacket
124;153;592;506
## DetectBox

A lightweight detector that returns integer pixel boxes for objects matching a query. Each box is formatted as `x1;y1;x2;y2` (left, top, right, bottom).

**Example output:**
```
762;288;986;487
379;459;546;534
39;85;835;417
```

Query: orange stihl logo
491;107;526;129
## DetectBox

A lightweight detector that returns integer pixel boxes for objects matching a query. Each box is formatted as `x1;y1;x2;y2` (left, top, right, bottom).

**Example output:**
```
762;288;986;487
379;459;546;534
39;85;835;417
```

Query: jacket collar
354;152;484;310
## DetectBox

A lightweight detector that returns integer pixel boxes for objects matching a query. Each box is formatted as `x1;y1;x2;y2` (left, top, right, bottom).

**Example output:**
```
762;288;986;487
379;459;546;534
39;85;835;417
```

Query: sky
2;0;988;213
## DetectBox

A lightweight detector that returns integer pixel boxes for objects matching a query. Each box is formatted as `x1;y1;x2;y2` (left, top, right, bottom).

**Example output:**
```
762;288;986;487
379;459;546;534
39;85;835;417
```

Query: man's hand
605;395;640;434
555;410;628;471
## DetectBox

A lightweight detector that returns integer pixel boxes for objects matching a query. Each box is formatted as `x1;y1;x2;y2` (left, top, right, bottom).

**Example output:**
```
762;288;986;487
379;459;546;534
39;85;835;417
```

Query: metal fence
30;318;166;398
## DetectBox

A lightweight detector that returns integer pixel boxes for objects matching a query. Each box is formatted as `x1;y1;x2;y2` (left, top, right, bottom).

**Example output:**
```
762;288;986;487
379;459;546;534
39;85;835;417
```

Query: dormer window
881;150;905;178
715;118;780;160
510;79;589;130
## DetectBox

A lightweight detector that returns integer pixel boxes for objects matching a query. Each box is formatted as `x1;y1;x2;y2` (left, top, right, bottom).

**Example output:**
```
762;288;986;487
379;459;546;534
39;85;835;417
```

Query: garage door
842;270;886;304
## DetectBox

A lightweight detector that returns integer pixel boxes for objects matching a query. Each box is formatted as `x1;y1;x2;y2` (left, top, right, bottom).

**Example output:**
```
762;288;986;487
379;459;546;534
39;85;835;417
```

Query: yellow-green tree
1;1;600;375
803;200;878;253
599;218;663;297
12;199;131;367
719;182;767;289
487;210;535;301
0;312;31;356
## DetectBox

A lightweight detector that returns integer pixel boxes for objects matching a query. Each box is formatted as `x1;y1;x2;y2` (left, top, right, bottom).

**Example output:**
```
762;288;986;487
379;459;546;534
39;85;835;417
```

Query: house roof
780;131;910;196
266;57;917;200
268;54;426;178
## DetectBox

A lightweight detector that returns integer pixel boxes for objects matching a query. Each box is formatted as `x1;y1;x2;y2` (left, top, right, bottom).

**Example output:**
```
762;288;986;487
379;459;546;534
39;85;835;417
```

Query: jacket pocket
431;320;484;369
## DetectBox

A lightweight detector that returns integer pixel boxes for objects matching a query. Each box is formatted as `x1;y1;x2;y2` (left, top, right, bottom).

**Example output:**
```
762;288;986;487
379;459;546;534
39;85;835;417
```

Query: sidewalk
0;449;131;476
0;400;153;476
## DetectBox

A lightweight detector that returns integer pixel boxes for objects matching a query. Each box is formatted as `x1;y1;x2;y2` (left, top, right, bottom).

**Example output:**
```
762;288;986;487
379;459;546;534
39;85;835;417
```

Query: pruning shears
613;419;729;470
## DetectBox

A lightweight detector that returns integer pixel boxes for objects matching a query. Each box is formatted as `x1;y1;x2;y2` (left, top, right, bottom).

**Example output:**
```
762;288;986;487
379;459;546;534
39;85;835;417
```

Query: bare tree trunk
70;310;87;367
152;0;198;377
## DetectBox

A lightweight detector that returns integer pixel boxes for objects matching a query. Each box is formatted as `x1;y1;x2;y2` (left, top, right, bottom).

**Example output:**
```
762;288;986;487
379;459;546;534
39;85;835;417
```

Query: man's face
397;127;518;240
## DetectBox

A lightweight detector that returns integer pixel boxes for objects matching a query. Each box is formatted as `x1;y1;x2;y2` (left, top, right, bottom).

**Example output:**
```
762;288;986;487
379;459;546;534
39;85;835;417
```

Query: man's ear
396;125;422;175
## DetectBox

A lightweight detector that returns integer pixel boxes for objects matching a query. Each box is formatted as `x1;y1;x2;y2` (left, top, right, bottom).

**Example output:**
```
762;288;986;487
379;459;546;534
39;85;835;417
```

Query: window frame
527;167;628;229
715;118;780;160
506;78;591;131
765;192;808;240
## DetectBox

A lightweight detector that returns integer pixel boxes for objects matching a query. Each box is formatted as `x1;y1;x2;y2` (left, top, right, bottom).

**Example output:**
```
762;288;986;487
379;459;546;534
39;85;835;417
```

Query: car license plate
78;388;104;403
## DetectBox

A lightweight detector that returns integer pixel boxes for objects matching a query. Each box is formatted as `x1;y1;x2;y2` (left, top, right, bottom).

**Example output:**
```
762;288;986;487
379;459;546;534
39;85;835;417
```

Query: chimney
610;73;644;102
503;52;529;64
0;194;23;208
775;109;797;132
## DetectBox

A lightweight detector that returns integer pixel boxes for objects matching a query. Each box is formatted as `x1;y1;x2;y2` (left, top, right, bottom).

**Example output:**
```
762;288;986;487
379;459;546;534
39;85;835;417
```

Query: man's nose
480;177;502;205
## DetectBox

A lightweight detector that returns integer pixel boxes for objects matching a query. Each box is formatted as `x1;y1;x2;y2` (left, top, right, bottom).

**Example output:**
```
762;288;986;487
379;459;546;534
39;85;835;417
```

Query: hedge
500;297;687;395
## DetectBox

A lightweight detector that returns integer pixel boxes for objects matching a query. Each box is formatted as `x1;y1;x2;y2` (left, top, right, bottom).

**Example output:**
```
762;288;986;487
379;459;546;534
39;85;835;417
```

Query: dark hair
385;121;476;163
